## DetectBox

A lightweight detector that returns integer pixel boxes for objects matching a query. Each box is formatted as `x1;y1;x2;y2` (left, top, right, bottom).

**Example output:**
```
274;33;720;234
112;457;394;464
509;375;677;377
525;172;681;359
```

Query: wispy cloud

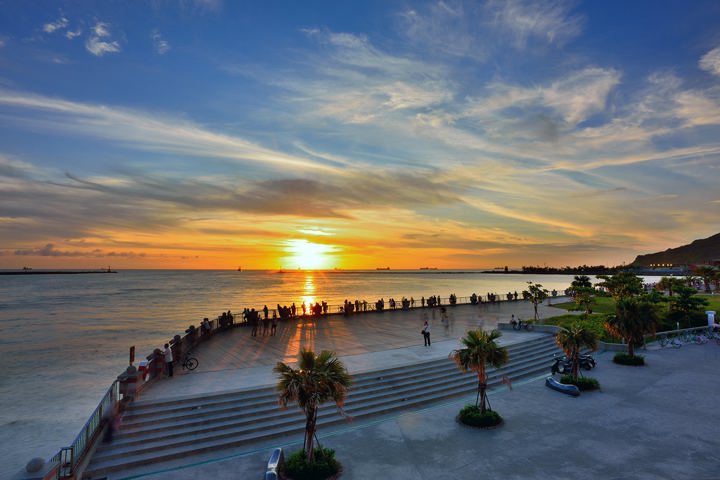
43;15;69;34
85;22;121;56
13;243;144;258
151;29;170;55
465;67;621;130
699;46;720;77
286;30;453;124
485;0;583;48
65;29;82;40
0;90;336;173
399;1;487;60
399;0;583;60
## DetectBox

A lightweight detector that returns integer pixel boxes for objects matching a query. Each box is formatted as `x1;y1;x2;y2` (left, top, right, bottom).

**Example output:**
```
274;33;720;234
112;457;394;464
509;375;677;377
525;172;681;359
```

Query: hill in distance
632;232;720;266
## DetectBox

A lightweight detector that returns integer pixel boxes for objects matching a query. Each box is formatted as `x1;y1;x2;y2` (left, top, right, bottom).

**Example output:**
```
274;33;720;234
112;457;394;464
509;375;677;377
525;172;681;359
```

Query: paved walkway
129;341;720;480
141;300;562;401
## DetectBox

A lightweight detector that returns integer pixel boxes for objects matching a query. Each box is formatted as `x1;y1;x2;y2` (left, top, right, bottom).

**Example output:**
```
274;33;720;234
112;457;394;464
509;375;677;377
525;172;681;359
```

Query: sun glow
282;239;336;270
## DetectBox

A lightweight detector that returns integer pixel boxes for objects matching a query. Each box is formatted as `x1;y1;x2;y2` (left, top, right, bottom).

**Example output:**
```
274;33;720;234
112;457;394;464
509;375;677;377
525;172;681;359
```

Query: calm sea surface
0;270;656;477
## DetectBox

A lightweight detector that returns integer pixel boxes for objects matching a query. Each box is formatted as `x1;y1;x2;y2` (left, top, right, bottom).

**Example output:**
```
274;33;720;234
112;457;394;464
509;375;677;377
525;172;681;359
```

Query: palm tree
523;282;549;321
605;298;660;357
570;275;592;291
555;323;598;380
450;330;509;413
274;349;352;462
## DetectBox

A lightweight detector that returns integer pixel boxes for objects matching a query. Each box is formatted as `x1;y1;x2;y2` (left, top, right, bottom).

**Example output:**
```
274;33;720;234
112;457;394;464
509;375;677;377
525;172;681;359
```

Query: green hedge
613;352;645;366
284;447;341;480
559;375;600;391
458;404;503;428
661;310;707;330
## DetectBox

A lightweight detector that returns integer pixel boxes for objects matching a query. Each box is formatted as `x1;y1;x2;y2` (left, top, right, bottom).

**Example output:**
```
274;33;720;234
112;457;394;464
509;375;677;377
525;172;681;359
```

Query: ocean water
0;270;614;477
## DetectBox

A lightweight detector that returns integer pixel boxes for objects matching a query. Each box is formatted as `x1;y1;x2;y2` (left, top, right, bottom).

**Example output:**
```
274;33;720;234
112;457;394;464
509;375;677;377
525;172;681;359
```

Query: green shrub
661;310;706;330
559;375;600;391
613;352;645;366
284;447;341;480
457;404;503;428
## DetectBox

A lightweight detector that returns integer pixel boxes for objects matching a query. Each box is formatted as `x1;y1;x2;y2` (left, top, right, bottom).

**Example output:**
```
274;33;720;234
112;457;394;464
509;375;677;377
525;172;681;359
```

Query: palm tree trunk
571;348;579;380
305;404;318;463
628;341;634;357
479;383;488;413
478;367;488;413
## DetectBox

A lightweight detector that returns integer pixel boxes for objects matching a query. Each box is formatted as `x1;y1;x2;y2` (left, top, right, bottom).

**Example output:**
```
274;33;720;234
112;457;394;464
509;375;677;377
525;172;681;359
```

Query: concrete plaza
125;301;720;480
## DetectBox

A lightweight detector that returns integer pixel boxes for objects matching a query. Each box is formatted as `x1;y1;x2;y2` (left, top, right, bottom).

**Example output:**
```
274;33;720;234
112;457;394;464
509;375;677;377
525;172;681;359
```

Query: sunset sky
1;1;719;270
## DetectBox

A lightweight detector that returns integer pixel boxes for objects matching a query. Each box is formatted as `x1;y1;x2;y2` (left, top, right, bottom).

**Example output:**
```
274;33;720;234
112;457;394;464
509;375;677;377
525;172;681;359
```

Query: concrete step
124;335;553;416
116;342;558;434
85;335;561;478
94;345;558;456
97;337;559;440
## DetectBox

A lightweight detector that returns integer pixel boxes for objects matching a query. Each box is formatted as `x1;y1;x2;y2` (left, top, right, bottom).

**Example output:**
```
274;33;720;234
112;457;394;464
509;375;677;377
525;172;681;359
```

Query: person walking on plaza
422;320;431;347
271;312;278;336
163;343;174;377
251;311;259;337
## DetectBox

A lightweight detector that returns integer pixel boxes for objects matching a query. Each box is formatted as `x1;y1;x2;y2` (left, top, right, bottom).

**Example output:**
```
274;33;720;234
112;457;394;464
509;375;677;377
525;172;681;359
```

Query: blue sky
1;0;719;269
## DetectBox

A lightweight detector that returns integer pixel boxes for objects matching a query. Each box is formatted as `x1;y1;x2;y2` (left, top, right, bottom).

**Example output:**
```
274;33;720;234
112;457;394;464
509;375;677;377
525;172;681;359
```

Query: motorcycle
551;353;596;374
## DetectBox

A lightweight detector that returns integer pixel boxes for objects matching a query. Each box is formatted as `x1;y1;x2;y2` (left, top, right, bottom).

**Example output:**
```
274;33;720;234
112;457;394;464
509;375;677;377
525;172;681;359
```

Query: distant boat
237;266;242;272
376;267;390;270
419;267;437;270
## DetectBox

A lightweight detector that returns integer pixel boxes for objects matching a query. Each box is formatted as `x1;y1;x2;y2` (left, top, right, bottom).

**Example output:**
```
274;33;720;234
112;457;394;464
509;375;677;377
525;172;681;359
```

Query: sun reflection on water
301;273;316;306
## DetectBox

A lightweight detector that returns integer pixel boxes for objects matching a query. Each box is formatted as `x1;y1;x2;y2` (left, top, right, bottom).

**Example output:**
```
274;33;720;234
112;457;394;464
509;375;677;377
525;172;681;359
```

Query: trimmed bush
560;375;600;391
284;447;342;480
613;352;645;366
458;404;503;428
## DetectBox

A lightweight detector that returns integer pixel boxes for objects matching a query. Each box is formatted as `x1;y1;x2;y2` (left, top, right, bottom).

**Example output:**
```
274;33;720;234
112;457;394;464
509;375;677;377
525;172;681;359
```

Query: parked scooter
551;353;596;374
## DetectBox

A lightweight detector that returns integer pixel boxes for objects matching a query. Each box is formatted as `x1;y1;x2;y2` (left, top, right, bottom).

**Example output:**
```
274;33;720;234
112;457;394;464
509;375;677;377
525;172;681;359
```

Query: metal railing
49;381;119;479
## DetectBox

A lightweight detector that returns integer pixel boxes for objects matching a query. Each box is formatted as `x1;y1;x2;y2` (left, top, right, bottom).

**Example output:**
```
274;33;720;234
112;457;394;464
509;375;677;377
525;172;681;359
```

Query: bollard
150;349;164;379
117;365;139;401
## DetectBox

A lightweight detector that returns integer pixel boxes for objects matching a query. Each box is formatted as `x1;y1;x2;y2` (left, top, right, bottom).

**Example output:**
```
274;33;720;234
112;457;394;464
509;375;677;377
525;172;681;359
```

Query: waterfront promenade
140;300;555;401
106;300;720;480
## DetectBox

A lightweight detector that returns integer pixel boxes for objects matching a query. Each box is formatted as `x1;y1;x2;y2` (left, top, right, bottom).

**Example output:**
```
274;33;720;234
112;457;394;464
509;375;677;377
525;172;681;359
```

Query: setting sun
282;239;336;270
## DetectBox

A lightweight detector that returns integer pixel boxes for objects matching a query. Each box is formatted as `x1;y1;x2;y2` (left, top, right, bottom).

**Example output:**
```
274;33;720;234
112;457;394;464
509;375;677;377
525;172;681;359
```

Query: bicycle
705;327;720;344
688;333;708;345
181;353;199;371
511;319;534;331
658;333;682;349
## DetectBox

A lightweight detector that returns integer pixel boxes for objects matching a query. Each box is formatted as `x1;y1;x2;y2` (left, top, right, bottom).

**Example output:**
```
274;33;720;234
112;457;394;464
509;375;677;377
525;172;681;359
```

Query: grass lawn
552;295;616;314
698;294;720;312
547;294;717;342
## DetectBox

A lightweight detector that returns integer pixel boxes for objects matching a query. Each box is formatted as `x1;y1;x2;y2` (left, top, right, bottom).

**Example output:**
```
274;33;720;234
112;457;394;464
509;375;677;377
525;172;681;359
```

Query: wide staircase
85;334;560;479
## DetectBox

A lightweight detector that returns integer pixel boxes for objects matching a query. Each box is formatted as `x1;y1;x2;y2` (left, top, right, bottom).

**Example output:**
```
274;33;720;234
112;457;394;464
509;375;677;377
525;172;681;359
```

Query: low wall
497;322;561;334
